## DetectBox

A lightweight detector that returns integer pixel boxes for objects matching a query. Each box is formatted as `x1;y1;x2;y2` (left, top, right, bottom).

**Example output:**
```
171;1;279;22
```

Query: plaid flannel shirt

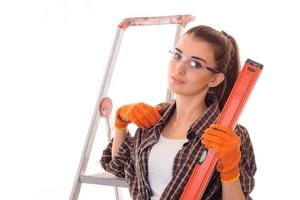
100;99;256;200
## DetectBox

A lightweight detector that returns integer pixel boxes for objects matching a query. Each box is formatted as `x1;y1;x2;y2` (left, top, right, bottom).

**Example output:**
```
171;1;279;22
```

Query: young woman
101;25;256;200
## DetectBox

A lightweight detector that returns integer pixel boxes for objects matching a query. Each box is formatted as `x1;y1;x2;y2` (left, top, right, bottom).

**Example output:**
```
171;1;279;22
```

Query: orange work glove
114;103;161;130
201;124;241;183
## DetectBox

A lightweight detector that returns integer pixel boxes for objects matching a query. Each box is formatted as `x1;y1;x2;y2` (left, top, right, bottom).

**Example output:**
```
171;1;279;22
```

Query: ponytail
217;31;241;110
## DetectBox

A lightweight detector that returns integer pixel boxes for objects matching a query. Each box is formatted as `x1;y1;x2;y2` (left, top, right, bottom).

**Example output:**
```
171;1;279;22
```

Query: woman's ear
208;73;225;88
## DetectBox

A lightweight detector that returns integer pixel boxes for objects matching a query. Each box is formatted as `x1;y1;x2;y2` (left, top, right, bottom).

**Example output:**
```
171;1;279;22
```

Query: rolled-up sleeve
100;134;133;178
235;124;257;200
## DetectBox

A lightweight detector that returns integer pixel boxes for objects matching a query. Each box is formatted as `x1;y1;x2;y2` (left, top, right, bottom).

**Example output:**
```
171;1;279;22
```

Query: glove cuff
115;115;130;129
220;167;240;183
114;122;128;130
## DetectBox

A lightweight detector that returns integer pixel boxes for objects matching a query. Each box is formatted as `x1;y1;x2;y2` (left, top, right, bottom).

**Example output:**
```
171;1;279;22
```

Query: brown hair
185;25;241;111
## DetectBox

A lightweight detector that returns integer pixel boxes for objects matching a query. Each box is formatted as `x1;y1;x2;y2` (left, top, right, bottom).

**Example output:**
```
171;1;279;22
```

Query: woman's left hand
201;124;241;183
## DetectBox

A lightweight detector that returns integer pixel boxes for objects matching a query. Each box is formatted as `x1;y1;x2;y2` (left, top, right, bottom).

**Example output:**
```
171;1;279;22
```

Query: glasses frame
168;49;221;74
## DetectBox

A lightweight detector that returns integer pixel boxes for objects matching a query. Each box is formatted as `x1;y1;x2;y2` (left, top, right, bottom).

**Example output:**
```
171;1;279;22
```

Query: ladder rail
165;24;185;101
70;28;125;200
105;114;122;200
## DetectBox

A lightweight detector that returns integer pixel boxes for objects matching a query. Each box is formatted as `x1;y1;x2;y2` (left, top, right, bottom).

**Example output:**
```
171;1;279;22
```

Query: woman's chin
168;84;183;94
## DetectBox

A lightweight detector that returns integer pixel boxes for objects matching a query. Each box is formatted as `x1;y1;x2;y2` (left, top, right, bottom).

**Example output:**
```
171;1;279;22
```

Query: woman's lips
169;76;185;84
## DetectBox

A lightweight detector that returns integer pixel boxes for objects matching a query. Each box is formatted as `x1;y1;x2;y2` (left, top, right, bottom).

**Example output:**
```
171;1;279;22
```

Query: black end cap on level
246;59;264;69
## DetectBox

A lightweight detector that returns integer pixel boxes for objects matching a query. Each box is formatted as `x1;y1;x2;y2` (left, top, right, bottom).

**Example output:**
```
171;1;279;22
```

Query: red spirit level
180;59;263;200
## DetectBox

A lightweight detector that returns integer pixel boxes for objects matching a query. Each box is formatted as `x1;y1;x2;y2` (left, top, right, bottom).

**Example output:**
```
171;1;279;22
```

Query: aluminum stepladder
180;59;263;200
69;14;195;200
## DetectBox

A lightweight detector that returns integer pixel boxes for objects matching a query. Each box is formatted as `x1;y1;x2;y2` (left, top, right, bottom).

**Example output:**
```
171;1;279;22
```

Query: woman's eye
173;52;182;60
189;60;202;68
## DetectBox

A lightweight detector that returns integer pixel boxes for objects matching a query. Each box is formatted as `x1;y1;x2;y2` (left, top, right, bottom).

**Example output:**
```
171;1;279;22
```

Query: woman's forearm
222;179;246;200
111;128;128;160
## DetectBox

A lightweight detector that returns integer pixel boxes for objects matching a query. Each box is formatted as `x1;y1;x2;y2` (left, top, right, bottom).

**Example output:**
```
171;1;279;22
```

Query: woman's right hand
114;103;161;130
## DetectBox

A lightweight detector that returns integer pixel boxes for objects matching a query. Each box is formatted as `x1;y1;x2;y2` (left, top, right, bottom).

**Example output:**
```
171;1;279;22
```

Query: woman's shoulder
234;124;253;145
234;124;248;134
156;100;175;116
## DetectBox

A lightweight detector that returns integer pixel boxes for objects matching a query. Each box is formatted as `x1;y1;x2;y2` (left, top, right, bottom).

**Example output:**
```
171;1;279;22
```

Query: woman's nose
174;60;186;74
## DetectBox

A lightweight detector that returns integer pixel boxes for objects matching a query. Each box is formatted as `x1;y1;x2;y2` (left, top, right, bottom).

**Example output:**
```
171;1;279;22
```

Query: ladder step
80;172;128;188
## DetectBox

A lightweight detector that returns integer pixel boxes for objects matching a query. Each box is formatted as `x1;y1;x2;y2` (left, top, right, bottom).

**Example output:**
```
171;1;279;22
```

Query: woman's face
168;34;221;97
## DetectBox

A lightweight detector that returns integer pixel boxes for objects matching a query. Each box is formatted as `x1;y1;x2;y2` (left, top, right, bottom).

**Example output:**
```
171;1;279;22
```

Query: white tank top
148;134;188;199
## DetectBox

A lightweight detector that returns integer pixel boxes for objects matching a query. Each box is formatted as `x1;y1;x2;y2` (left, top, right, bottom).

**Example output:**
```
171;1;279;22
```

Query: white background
0;0;299;199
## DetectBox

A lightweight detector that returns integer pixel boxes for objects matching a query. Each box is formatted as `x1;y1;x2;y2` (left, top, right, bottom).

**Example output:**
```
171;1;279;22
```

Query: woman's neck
162;94;208;139
172;94;208;126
